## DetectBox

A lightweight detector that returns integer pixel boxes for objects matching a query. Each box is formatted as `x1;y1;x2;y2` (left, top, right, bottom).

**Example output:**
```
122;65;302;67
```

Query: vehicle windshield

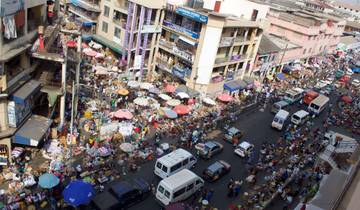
293;115;300;120
310;103;320;110
158;185;165;194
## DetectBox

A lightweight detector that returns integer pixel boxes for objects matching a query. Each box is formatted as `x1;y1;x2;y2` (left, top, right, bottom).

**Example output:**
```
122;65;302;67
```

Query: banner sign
163;20;199;39
176;7;208;24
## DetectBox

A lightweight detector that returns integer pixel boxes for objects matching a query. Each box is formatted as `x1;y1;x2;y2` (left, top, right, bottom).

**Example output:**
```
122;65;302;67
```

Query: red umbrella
165;84;176;93
341;95;352;104
82;42;88;48
67;40;76;48
217;93;234;102
173;105;191;115
113;109;133;119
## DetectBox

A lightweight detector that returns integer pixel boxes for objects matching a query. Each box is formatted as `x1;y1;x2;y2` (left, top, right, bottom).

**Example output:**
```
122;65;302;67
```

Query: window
308;48;312;53
251;9;258;21
186;183;194;191
158;185;165;194
303;49;307;54
164;190;170;198
170;162;182;172
156;162;162;169
162;165;168;173
114;27;121;38
104;6;110;17
102;21;108;33
173;187;186;198
182;158;189;166
196;179;202;185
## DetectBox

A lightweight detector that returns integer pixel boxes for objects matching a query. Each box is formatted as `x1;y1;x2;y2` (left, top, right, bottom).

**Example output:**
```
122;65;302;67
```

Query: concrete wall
203;0;269;21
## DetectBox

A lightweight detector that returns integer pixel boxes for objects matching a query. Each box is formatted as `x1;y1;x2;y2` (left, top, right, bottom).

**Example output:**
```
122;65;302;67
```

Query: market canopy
63;180;95;207
12;80;41;105
217;93;234;102
113;109;133;120
167;99;181;107
158;93;172;101
223;79;247;92
134;97;149;106
92;35;125;55
160;107;178;119
13;115;52;147
276;73;286;80
173;105;191;115
148;87;160;94
175;85;199;97
177;92;190;99
38;173;59;189
165;84;176;93
202;97;216;106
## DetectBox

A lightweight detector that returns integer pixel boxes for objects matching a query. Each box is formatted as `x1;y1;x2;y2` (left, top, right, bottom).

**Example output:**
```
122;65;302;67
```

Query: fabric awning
224;79;247;92
13;115;52;147
175;85;199;97
12;80;41;105
92;35;125;55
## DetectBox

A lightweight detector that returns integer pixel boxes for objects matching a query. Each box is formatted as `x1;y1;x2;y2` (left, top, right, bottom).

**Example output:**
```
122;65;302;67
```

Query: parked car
109;178;150;209
202;160;231;182
351;79;360;88
223;127;244;143
195;141;223;159
234;141;254;157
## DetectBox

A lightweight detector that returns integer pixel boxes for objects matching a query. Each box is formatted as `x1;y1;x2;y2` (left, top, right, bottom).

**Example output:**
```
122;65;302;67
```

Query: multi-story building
332;0;360;19
95;0;165;78
66;0;101;39
266;8;346;62
152;0;269;94
0;0;49;165
345;20;360;33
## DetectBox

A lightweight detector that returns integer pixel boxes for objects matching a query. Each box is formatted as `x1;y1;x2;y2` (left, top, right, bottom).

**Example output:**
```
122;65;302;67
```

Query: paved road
118;90;357;210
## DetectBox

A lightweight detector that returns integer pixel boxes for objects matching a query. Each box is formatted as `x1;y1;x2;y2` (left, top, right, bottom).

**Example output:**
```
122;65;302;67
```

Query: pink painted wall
267;13;345;59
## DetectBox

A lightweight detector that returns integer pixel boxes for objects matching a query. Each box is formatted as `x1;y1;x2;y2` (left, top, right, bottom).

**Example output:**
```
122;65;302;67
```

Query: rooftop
333;1;360;11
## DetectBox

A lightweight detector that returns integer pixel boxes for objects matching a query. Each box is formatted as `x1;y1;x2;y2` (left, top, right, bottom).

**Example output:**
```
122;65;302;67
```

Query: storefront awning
224;79;247;92
92;35;125;55
13;115;52;147
12;80;41;105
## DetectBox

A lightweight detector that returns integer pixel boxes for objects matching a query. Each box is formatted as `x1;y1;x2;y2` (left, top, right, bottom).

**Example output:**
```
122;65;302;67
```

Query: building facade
267;8;346;61
0;0;49;165
152;0;268;94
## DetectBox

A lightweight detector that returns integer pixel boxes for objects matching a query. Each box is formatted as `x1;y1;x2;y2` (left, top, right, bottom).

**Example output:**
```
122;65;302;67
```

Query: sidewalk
336;167;360;210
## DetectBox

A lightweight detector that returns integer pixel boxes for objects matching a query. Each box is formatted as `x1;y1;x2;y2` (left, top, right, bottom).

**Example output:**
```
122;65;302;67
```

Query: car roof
161;169;199;190
239;141;252;149
157;148;193;166
205;141;218;148
111;181;133;198
207;161;224;172
228;127;240;134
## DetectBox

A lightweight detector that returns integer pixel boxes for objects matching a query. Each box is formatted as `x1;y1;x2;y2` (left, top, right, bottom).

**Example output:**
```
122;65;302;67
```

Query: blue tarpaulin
276;73;286;80
13;115;52;147
351;66;360;73
224;79;247;92
12;80;40;105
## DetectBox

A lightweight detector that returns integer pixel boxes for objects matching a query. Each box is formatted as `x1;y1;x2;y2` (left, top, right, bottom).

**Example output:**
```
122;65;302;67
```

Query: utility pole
69;80;75;161
279;42;289;73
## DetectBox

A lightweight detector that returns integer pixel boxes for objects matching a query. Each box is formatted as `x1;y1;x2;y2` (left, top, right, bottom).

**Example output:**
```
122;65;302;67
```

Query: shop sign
173;47;193;62
163;20;199;39
141;25;162;34
176;7;208;24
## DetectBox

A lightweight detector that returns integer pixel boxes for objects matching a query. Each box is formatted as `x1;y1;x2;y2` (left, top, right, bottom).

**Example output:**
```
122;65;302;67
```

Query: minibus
271;110;289;130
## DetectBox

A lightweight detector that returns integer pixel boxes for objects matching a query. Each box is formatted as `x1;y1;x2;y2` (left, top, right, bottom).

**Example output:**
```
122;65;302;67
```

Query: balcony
68;5;98;23
214;54;245;67
70;0;101;12
219;37;234;48
159;39;193;63
113;18;127;29
163;20;200;39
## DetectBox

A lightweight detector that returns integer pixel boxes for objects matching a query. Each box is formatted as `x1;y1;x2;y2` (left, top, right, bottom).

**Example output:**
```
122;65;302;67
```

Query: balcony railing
219;37;234;47
159;39;193;63
71;0;101;12
69;5;98;21
163;20;200;39
113;18;126;28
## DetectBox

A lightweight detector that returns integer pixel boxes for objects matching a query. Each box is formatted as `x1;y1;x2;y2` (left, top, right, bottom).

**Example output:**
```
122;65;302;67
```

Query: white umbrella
177;92;190;99
127;81;140;88
120;143;135;153
202;97;216;106
140;82;154;90
95;53;105;58
166;99;181;107
134;97;149;106
159;93;172;101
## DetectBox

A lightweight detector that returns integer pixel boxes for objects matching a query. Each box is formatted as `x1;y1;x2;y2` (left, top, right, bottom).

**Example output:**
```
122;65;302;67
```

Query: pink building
267;8;346;61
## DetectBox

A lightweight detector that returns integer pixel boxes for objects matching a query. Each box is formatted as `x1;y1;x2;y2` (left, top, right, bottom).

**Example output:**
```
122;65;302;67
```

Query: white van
271;110;289;130
283;88;304;104
271;101;289;114
291;110;310;125
154;149;197;179
308;94;329;115
156;169;204;206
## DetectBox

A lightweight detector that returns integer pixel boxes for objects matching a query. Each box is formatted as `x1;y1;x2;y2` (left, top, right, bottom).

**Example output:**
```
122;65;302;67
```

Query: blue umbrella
38;173;60;189
162;108;178;119
63;180;95;207
276;73;286;80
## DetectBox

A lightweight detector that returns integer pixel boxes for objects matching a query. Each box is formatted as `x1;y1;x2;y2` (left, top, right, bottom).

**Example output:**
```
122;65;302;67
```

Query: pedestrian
233;180;243;197
205;189;214;202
